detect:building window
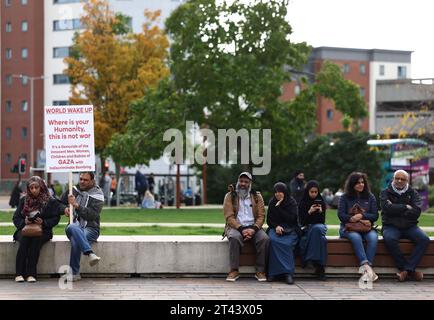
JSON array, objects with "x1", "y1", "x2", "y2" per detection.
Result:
[
  {"x1": 21, "y1": 0, "x2": 27, "y2": 4},
  {"x1": 53, "y1": 74, "x2": 70, "y2": 84},
  {"x1": 379, "y1": 65, "x2": 385, "y2": 76},
  {"x1": 21, "y1": 48, "x2": 28, "y2": 59},
  {"x1": 359, "y1": 87, "x2": 365, "y2": 97},
  {"x1": 327, "y1": 109, "x2": 333, "y2": 120},
  {"x1": 6, "y1": 128, "x2": 12, "y2": 140},
  {"x1": 6, "y1": 100, "x2": 12, "y2": 112},
  {"x1": 359, "y1": 63, "x2": 366, "y2": 75},
  {"x1": 398, "y1": 66, "x2": 407, "y2": 79},
  {"x1": 6, "y1": 74, "x2": 12, "y2": 85},
  {"x1": 53, "y1": 100, "x2": 70, "y2": 106},
  {"x1": 6, "y1": 22, "x2": 12, "y2": 32},
  {"x1": 21, "y1": 100, "x2": 28, "y2": 112},
  {"x1": 5, "y1": 0, "x2": 12, "y2": 7},
  {"x1": 21, "y1": 20, "x2": 28, "y2": 32},
  {"x1": 21, "y1": 76, "x2": 28, "y2": 85},
  {"x1": 53, "y1": 19, "x2": 82, "y2": 31},
  {"x1": 343, "y1": 64, "x2": 350, "y2": 73},
  {"x1": 53, "y1": 47, "x2": 70, "y2": 58},
  {"x1": 6, "y1": 153, "x2": 12, "y2": 164},
  {"x1": 5, "y1": 48, "x2": 12, "y2": 60},
  {"x1": 21, "y1": 127, "x2": 27, "y2": 139}
]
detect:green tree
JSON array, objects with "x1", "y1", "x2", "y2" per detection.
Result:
[
  {"x1": 165, "y1": 0, "x2": 314, "y2": 149},
  {"x1": 295, "y1": 132, "x2": 386, "y2": 198}
]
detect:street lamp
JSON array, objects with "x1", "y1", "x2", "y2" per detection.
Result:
[{"x1": 12, "y1": 74, "x2": 45, "y2": 173}]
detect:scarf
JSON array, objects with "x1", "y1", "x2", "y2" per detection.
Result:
[
  {"x1": 22, "y1": 176, "x2": 50, "y2": 216},
  {"x1": 391, "y1": 182, "x2": 409, "y2": 195},
  {"x1": 72, "y1": 184, "x2": 104, "y2": 228}
]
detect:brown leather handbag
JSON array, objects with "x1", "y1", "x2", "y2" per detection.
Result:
[
  {"x1": 21, "y1": 223, "x2": 43, "y2": 237},
  {"x1": 345, "y1": 203, "x2": 372, "y2": 233},
  {"x1": 345, "y1": 221, "x2": 372, "y2": 233}
]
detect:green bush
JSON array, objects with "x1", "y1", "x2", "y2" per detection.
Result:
[
  {"x1": 429, "y1": 185, "x2": 434, "y2": 207},
  {"x1": 53, "y1": 184, "x2": 64, "y2": 197}
]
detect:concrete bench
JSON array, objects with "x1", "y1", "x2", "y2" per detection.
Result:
[{"x1": 0, "y1": 236, "x2": 433, "y2": 277}]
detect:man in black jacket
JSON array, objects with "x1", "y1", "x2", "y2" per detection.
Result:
[
  {"x1": 60, "y1": 172, "x2": 104, "y2": 281},
  {"x1": 288, "y1": 170, "x2": 305, "y2": 205},
  {"x1": 380, "y1": 169, "x2": 430, "y2": 282}
]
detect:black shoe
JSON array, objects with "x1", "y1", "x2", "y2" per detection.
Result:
[
  {"x1": 315, "y1": 265, "x2": 326, "y2": 281},
  {"x1": 267, "y1": 275, "x2": 276, "y2": 282},
  {"x1": 285, "y1": 274, "x2": 294, "y2": 285}
]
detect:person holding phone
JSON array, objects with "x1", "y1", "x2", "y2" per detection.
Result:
[
  {"x1": 12, "y1": 176, "x2": 63, "y2": 283},
  {"x1": 298, "y1": 180, "x2": 328, "y2": 280}
]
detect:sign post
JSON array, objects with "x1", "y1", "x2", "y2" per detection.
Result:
[{"x1": 44, "y1": 105, "x2": 95, "y2": 224}]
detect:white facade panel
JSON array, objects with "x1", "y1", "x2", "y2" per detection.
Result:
[{"x1": 369, "y1": 61, "x2": 412, "y2": 133}]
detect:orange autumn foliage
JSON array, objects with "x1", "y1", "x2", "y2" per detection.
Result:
[{"x1": 65, "y1": 0, "x2": 169, "y2": 153}]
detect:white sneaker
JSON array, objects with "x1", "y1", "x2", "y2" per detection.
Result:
[
  {"x1": 15, "y1": 276, "x2": 25, "y2": 282},
  {"x1": 88, "y1": 253, "x2": 101, "y2": 267},
  {"x1": 362, "y1": 264, "x2": 378, "y2": 282},
  {"x1": 26, "y1": 276, "x2": 37, "y2": 283}
]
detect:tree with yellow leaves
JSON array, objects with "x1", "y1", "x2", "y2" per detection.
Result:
[{"x1": 65, "y1": 0, "x2": 169, "y2": 172}]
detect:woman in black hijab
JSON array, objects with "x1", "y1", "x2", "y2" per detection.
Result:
[
  {"x1": 298, "y1": 180, "x2": 328, "y2": 280},
  {"x1": 266, "y1": 182, "x2": 299, "y2": 284}
]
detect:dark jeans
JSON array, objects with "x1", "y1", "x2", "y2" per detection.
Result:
[
  {"x1": 382, "y1": 225, "x2": 430, "y2": 272},
  {"x1": 15, "y1": 231, "x2": 51, "y2": 278}
]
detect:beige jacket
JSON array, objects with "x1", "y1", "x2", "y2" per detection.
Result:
[{"x1": 223, "y1": 189, "x2": 265, "y2": 236}]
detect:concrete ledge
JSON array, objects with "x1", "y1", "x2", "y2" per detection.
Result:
[{"x1": 1, "y1": 236, "x2": 433, "y2": 276}]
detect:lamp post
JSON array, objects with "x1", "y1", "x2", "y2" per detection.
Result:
[{"x1": 12, "y1": 74, "x2": 45, "y2": 174}]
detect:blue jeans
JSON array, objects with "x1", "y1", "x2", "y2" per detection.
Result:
[
  {"x1": 382, "y1": 225, "x2": 430, "y2": 272},
  {"x1": 340, "y1": 227, "x2": 378, "y2": 266},
  {"x1": 65, "y1": 224, "x2": 99, "y2": 275}
]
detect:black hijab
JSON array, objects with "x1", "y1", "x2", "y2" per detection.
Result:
[
  {"x1": 298, "y1": 180, "x2": 326, "y2": 226},
  {"x1": 267, "y1": 182, "x2": 298, "y2": 228}
]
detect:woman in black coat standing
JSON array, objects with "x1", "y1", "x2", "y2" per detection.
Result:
[{"x1": 13, "y1": 176, "x2": 63, "y2": 282}]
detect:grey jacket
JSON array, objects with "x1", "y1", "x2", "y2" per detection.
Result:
[{"x1": 60, "y1": 185, "x2": 104, "y2": 231}]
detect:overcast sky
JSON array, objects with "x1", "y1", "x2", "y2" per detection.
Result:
[{"x1": 286, "y1": 0, "x2": 433, "y2": 79}]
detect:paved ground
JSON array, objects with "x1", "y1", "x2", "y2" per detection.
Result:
[{"x1": 0, "y1": 277, "x2": 433, "y2": 300}]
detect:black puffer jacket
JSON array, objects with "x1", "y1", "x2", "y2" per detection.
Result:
[
  {"x1": 12, "y1": 196, "x2": 62, "y2": 240},
  {"x1": 380, "y1": 184, "x2": 422, "y2": 229}
]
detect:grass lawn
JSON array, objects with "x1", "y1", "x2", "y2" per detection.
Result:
[
  {"x1": 1, "y1": 208, "x2": 433, "y2": 236},
  {"x1": 0, "y1": 226, "x2": 433, "y2": 237},
  {"x1": 0, "y1": 225, "x2": 224, "y2": 236},
  {"x1": 2, "y1": 208, "x2": 434, "y2": 225}
]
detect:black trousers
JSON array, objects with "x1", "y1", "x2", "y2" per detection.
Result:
[{"x1": 15, "y1": 231, "x2": 51, "y2": 278}]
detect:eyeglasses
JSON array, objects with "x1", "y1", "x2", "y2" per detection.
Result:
[{"x1": 394, "y1": 177, "x2": 408, "y2": 182}]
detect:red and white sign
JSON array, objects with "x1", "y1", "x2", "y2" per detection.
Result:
[{"x1": 44, "y1": 105, "x2": 95, "y2": 173}]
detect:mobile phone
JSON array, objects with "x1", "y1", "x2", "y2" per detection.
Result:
[{"x1": 314, "y1": 199, "x2": 323, "y2": 205}]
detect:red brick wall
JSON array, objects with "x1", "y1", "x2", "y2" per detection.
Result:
[{"x1": 1, "y1": 1, "x2": 44, "y2": 180}]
